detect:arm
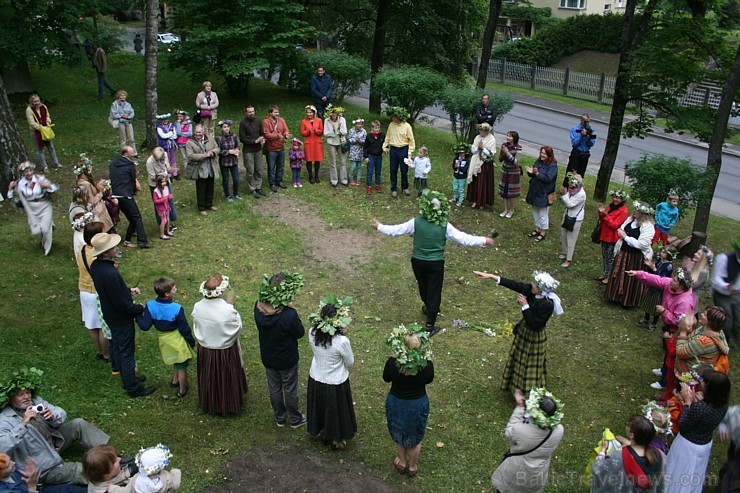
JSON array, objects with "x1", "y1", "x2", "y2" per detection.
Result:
[
  {"x1": 340, "y1": 337, "x2": 354, "y2": 369},
  {"x1": 560, "y1": 190, "x2": 586, "y2": 208},
  {"x1": 406, "y1": 125, "x2": 416, "y2": 156},
  {"x1": 185, "y1": 141, "x2": 207, "y2": 162},
  {"x1": 300, "y1": 120, "x2": 311, "y2": 138},
  {"x1": 570, "y1": 126, "x2": 583, "y2": 147},
  {"x1": 110, "y1": 102, "x2": 121, "y2": 120},
  {"x1": 262, "y1": 120, "x2": 280, "y2": 140},
  {"x1": 601, "y1": 206, "x2": 628, "y2": 230},
  {"x1": 522, "y1": 298, "x2": 554, "y2": 331},
  {"x1": 375, "y1": 218, "x2": 415, "y2": 237},
  {"x1": 710, "y1": 254, "x2": 732, "y2": 295},
  {"x1": 26, "y1": 107, "x2": 40, "y2": 130},
  {"x1": 291, "y1": 310, "x2": 305, "y2": 340},
  {"x1": 503, "y1": 404, "x2": 526, "y2": 441},
  {"x1": 136, "y1": 304, "x2": 153, "y2": 331},
  {"x1": 309, "y1": 75, "x2": 320, "y2": 99},
  {"x1": 498, "y1": 277, "x2": 533, "y2": 295},
  {"x1": 623, "y1": 223, "x2": 654, "y2": 252},
  {"x1": 326, "y1": 75, "x2": 334, "y2": 100},
  {"x1": 445, "y1": 223, "x2": 489, "y2": 247},
  {"x1": 675, "y1": 334, "x2": 710, "y2": 361},
  {"x1": 176, "y1": 307, "x2": 196, "y2": 346},
  {"x1": 634, "y1": 271, "x2": 671, "y2": 290},
  {"x1": 535, "y1": 163, "x2": 557, "y2": 184},
  {"x1": 152, "y1": 191, "x2": 167, "y2": 206},
  {"x1": 383, "y1": 358, "x2": 396, "y2": 382},
  {"x1": 662, "y1": 296, "x2": 695, "y2": 327},
  {"x1": 210, "y1": 92, "x2": 219, "y2": 110}
]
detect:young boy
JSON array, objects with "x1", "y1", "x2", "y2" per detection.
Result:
[
  {"x1": 82, "y1": 445, "x2": 134, "y2": 493},
  {"x1": 136, "y1": 277, "x2": 195, "y2": 398},
  {"x1": 653, "y1": 191, "x2": 680, "y2": 245},
  {"x1": 451, "y1": 145, "x2": 469, "y2": 207},
  {"x1": 363, "y1": 120, "x2": 385, "y2": 195}
]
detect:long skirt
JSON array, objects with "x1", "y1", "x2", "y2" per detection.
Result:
[
  {"x1": 467, "y1": 161, "x2": 495, "y2": 208},
  {"x1": 197, "y1": 344, "x2": 248, "y2": 416},
  {"x1": 605, "y1": 250, "x2": 646, "y2": 308},
  {"x1": 640, "y1": 289, "x2": 664, "y2": 319},
  {"x1": 23, "y1": 198, "x2": 54, "y2": 255},
  {"x1": 385, "y1": 393, "x2": 429, "y2": 448},
  {"x1": 500, "y1": 322, "x2": 547, "y2": 392},
  {"x1": 307, "y1": 376, "x2": 357, "y2": 442},
  {"x1": 665, "y1": 433, "x2": 712, "y2": 493},
  {"x1": 498, "y1": 164, "x2": 522, "y2": 198}
]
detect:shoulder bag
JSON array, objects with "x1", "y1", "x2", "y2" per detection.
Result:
[
  {"x1": 561, "y1": 203, "x2": 585, "y2": 231},
  {"x1": 501, "y1": 428, "x2": 553, "y2": 462},
  {"x1": 31, "y1": 109, "x2": 56, "y2": 141},
  {"x1": 591, "y1": 220, "x2": 603, "y2": 244}
]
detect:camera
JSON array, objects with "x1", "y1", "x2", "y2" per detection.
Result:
[
  {"x1": 32, "y1": 404, "x2": 45, "y2": 413},
  {"x1": 583, "y1": 122, "x2": 596, "y2": 139}
]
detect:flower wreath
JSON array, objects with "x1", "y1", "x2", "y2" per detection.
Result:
[
  {"x1": 199, "y1": 276, "x2": 230, "y2": 299},
  {"x1": 700, "y1": 245, "x2": 713, "y2": 265},
  {"x1": 326, "y1": 104, "x2": 345, "y2": 116},
  {"x1": 608, "y1": 188, "x2": 630, "y2": 199},
  {"x1": 452, "y1": 142, "x2": 469, "y2": 155},
  {"x1": 565, "y1": 171, "x2": 583, "y2": 186},
  {"x1": 0, "y1": 367, "x2": 43, "y2": 409},
  {"x1": 72, "y1": 211, "x2": 94, "y2": 231},
  {"x1": 308, "y1": 295, "x2": 353, "y2": 335},
  {"x1": 675, "y1": 267, "x2": 693, "y2": 288},
  {"x1": 384, "y1": 106, "x2": 410, "y2": 122},
  {"x1": 418, "y1": 189, "x2": 450, "y2": 227},
  {"x1": 135, "y1": 443, "x2": 172, "y2": 476},
  {"x1": 258, "y1": 273, "x2": 304, "y2": 308},
  {"x1": 73, "y1": 153, "x2": 93, "y2": 176},
  {"x1": 386, "y1": 323, "x2": 432, "y2": 376},
  {"x1": 156, "y1": 113, "x2": 172, "y2": 120},
  {"x1": 642, "y1": 400, "x2": 673, "y2": 435},
  {"x1": 532, "y1": 270, "x2": 559, "y2": 292},
  {"x1": 524, "y1": 387, "x2": 564, "y2": 429},
  {"x1": 103, "y1": 179, "x2": 112, "y2": 192},
  {"x1": 633, "y1": 200, "x2": 654, "y2": 215}
]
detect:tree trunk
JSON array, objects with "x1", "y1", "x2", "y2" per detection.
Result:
[
  {"x1": 0, "y1": 73, "x2": 28, "y2": 189},
  {"x1": 368, "y1": 0, "x2": 389, "y2": 113},
  {"x1": 689, "y1": 43, "x2": 740, "y2": 250},
  {"x1": 594, "y1": 0, "x2": 658, "y2": 200},
  {"x1": 476, "y1": 0, "x2": 503, "y2": 90},
  {"x1": 144, "y1": 0, "x2": 159, "y2": 151}
]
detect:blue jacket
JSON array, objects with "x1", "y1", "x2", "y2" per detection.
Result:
[
  {"x1": 137, "y1": 298, "x2": 195, "y2": 346},
  {"x1": 525, "y1": 160, "x2": 558, "y2": 207},
  {"x1": 654, "y1": 201, "x2": 679, "y2": 234},
  {"x1": 570, "y1": 124, "x2": 596, "y2": 152},
  {"x1": 310, "y1": 73, "x2": 334, "y2": 103}
]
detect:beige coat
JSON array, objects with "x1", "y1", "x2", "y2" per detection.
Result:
[
  {"x1": 491, "y1": 405, "x2": 564, "y2": 493},
  {"x1": 195, "y1": 90, "x2": 219, "y2": 120},
  {"x1": 184, "y1": 136, "x2": 220, "y2": 180}
]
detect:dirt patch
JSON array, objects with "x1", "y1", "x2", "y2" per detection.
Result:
[
  {"x1": 199, "y1": 442, "x2": 411, "y2": 493},
  {"x1": 254, "y1": 195, "x2": 381, "y2": 274}
]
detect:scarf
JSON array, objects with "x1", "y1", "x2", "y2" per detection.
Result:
[
  {"x1": 622, "y1": 446, "x2": 662, "y2": 489},
  {"x1": 608, "y1": 202, "x2": 624, "y2": 213},
  {"x1": 536, "y1": 291, "x2": 564, "y2": 316},
  {"x1": 31, "y1": 104, "x2": 49, "y2": 148}
]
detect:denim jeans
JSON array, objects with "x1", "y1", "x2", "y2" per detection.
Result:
[
  {"x1": 366, "y1": 154, "x2": 382, "y2": 186},
  {"x1": 291, "y1": 167, "x2": 301, "y2": 184},
  {"x1": 30, "y1": 131, "x2": 59, "y2": 167},
  {"x1": 266, "y1": 150, "x2": 285, "y2": 186},
  {"x1": 389, "y1": 146, "x2": 409, "y2": 192},
  {"x1": 349, "y1": 160, "x2": 363, "y2": 181},
  {"x1": 220, "y1": 165, "x2": 239, "y2": 197},
  {"x1": 97, "y1": 71, "x2": 116, "y2": 98},
  {"x1": 265, "y1": 363, "x2": 303, "y2": 425}
]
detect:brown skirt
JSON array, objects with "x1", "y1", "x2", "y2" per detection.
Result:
[
  {"x1": 467, "y1": 161, "x2": 495, "y2": 207},
  {"x1": 605, "y1": 250, "x2": 647, "y2": 308},
  {"x1": 197, "y1": 344, "x2": 248, "y2": 416}
]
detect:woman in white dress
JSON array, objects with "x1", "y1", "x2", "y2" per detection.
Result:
[{"x1": 7, "y1": 161, "x2": 58, "y2": 256}]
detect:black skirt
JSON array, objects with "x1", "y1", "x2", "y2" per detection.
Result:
[
  {"x1": 307, "y1": 376, "x2": 357, "y2": 442},
  {"x1": 197, "y1": 344, "x2": 248, "y2": 416}
]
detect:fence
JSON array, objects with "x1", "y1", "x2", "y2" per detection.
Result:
[{"x1": 488, "y1": 58, "x2": 740, "y2": 128}]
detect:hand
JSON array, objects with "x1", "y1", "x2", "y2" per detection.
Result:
[
  {"x1": 643, "y1": 259, "x2": 656, "y2": 270},
  {"x1": 655, "y1": 305, "x2": 665, "y2": 314},
  {"x1": 597, "y1": 204, "x2": 605, "y2": 213},
  {"x1": 8, "y1": 180, "x2": 17, "y2": 190},
  {"x1": 473, "y1": 271, "x2": 498, "y2": 282},
  {"x1": 517, "y1": 294, "x2": 528, "y2": 305},
  {"x1": 130, "y1": 287, "x2": 141, "y2": 297},
  {"x1": 625, "y1": 270, "x2": 638, "y2": 277},
  {"x1": 364, "y1": 158, "x2": 369, "y2": 163},
  {"x1": 525, "y1": 166, "x2": 533, "y2": 174},
  {"x1": 285, "y1": 133, "x2": 292, "y2": 139},
  {"x1": 617, "y1": 229, "x2": 627, "y2": 238},
  {"x1": 134, "y1": 180, "x2": 141, "y2": 192},
  {"x1": 226, "y1": 292, "x2": 235, "y2": 304},
  {"x1": 21, "y1": 458, "x2": 40, "y2": 491},
  {"x1": 679, "y1": 382, "x2": 695, "y2": 405},
  {"x1": 112, "y1": 198, "x2": 118, "y2": 205},
  {"x1": 40, "y1": 408, "x2": 54, "y2": 421},
  {"x1": 514, "y1": 388, "x2": 525, "y2": 407},
  {"x1": 383, "y1": 149, "x2": 389, "y2": 155},
  {"x1": 370, "y1": 219, "x2": 381, "y2": 230},
  {"x1": 559, "y1": 186, "x2": 567, "y2": 195},
  {"x1": 21, "y1": 407, "x2": 37, "y2": 426},
  {"x1": 485, "y1": 237, "x2": 495, "y2": 246},
  {"x1": 321, "y1": 96, "x2": 327, "y2": 102}
]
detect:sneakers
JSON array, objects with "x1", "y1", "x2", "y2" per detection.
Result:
[
  {"x1": 251, "y1": 191, "x2": 261, "y2": 199},
  {"x1": 449, "y1": 198, "x2": 456, "y2": 204},
  {"x1": 234, "y1": 195, "x2": 243, "y2": 200},
  {"x1": 456, "y1": 201, "x2": 462, "y2": 207},
  {"x1": 499, "y1": 211, "x2": 507, "y2": 217},
  {"x1": 290, "y1": 414, "x2": 307, "y2": 429},
  {"x1": 278, "y1": 183, "x2": 288, "y2": 189},
  {"x1": 375, "y1": 185, "x2": 382, "y2": 192},
  {"x1": 349, "y1": 180, "x2": 356, "y2": 185},
  {"x1": 646, "y1": 324, "x2": 657, "y2": 332},
  {"x1": 650, "y1": 382, "x2": 666, "y2": 390},
  {"x1": 297, "y1": 182, "x2": 303, "y2": 188},
  {"x1": 391, "y1": 191, "x2": 398, "y2": 198},
  {"x1": 256, "y1": 189, "x2": 268, "y2": 196},
  {"x1": 367, "y1": 186, "x2": 372, "y2": 195},
  {"x1": 271, "y1": 185, "x2": 278, "y2": 193},
  {"x1": 652, "y1": 368, "x2": 663, "y2": 377},
  {"x1": 293, "y1": 183, "x2": 298, "y2": 188},
  {"x1": 226, "y1": 196, "x2": 234, "y2": 202},
  {"x1": 636, "y1": 318, "x2": 648, "y2": 327},
  {"x1": 276, "y1": 419, "x2": 285, "y2": 428},
  {"x1": 402, "y1": 189, "x2": 410, "y2": 196}
]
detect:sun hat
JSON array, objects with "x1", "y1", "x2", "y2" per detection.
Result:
[
  {"x1": 90, "y1": 233, "x2": 122, "y2": 257},
  {"x1": 135, "y1": 444, "x2": 172, "y2": 476}
]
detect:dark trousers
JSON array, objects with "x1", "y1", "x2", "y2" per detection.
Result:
[
  {"x1": 266, "y1": 150, "x2": 285, "y2": 186},
  {"x1": 265, "y1": 363, "x2": 302, "y2": 425},
  {"x1": 109, "y1": 323, "x2": 140, "y2": 394},
  {"x1": 117, "y1": 196, "x2": 148, "y2": 244},
  {"x1": 196, "y1": 176, "x2": 214, "y2": 211},
  {"x1": 366, "y1": 154, "x2": 382, "y2": 186},
  {"x1": 411, "y1": 257, "x2": 445, "y2": 326},
  {"x1": 564, "y1": 147, "x2": 590, "y2": 185},
  {"x1": 220, "y1": 165, "x2": 239, "y2": 197},
  {"x1": 97, "y1": 71, "x2": 115, "y2": 98},
  {"x1": 389, "y1": 146, "x2": 409, "y2": 192}
]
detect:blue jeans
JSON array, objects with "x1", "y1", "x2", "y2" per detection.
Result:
[
  {"x1": 266, "y1": 150, "x2": 285, "y2": 186},
  {"x1": 389, "y1": 146, "x2": 409, "y2": 192},
  {"x1": 97, "y1": 71, "x2": 116, "y2": 98},
  {"x1": 366, "y1": 154, "x2": 382, "y2": 186},
  {"x1": 452, "y1": 177, "x2": 466, "y2": 202},
  {"x1": 291, "y1": 167, "x2": 301, "y2": 184},
  {"x1": 265, "y1": 363, "x2": 303, "y2": 425},
  {"x1": 220, "y1": 165, "x2": 239, "y2": 197},
  {"x1": 349, "y1": 160, "x2": 363, "y2": 181}
]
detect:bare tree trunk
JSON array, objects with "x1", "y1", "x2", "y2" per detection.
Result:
[
  {"x1": 476, "y1": 0, "x2": 502, "y2": 90},
  {"x1": 594, "y1": 0, "x2": 658, "y2": 200},
  {"x1": 689, "y1": 43, "x2": 740, "y2": 250},
  {"x1": 368, "y1": 0, "x2": 389, "y2": 113},
  {"x1": 144, "y1": 0, "x2": 159, "y2": 151},
  {"x1": 0, "y1": 73, "x2": 28, "y2": 189}
]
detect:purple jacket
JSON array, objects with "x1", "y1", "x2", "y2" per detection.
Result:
[{"x1": 635, "y1": 271, "x2": 695, "y2": 330}]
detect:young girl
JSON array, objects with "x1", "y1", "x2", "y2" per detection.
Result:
[
  {"x1": 498, "y1": 130, "x2": 522, "y2": 218},
  {"x1": 153, "y1": 176, "x2": 174, "y2": 240},
  {"x1": 450, "y1": 144, "x2": 469, "y2": 207},
  {"x1": 409, "y1": 146, "x2": 431, "y2": 197},
  {"x1": 653, "y1": 191, "x2": 679, "y2": 245},
  {"x1": 174, "y1": 110, "x2": 192, "y2": 176},
  {"x1": 156, "y1": 114, "x2": 178, "y2": 179},
  {"x1": 134, "y1": 444, "x2": 181, "y2": 493},
  {"x1": 347, "y1": 118, "x2": 366, "y2": 185},
  {"x1": 638, "y1": 246, "x2": 676, "y2": 331},
  {"x1": 289, "y1": 138, "x2": 305, "y2": 188},
  {"x1": 363, "y1": 120, "x2": 384, "y2": 194}
]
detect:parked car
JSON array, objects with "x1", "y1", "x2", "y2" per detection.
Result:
[{"x1": 157, "y1": 33, "x2": 180, "y2": 44}]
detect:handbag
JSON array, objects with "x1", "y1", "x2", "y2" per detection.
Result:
[
  {"x1": 591, "y1": 220, "x2": 603, "y2": 244},
  {"x1": 39, "y1": 124, "x2": 55, "y2": 141},
  {"x1": 561, "y1": 203, "x2": 585, "y2": 232},
  {"x1": 547, "y1": 192, "x2": 557, "y2": 205},
  {"x1": 200, "y1": 109, "x2": 211, "y2": 118},
  {"x1": 108, "y1": 116, "x2": 119, "y2": 129},
  {"x1": 340, "y1": 137, "x2": 349, "y2": 154}
]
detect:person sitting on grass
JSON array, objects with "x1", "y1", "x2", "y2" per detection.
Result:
[
  {"x1": 0, "y1": 451, "x2": 86, "y2": 493},
  {"x1": 82, "y1": 445, "x2": 138, "y2": 493}
]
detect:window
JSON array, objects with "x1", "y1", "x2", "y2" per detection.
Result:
[
  {"x1": 560, "y1": 0, "x2": 586, "y2": 9},
  {"x1": 604, "y1": 3, "x2": 611, "y2": 10}
]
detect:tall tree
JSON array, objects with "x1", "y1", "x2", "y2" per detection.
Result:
[
  {"x1": 144, "y1": 0, "x2": 158, "y2": 150},
  {"x1": 369, "y1": 0, "x2": 390, "y2": 113},
  {"x1": 476, "y1": 0, "x2": 503, "y2": 90},
  {"x1": 0, "y1": 74, "x2": 28, "y2": 187}
]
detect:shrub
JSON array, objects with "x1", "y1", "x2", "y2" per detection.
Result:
[
  {"x1": 76, "y1": 15, "x2": 127, "y2": 53},
  {"x1": 285, "y1": 50, "x2": 370, "y2": 104},
  {"x1": 440, "y1": 84, "x2": 513, "y2": 141},
  {"x1": 624, "y1": 154, "x2": 714, "y2": 218},
  {"x1": 372, "y1": 67, "x2": 448, "y2": 124}
]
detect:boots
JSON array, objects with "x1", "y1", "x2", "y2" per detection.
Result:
[
  {"x1": 314, "y1": 163, "x2": 320, "y2": 183},
  {"x1": 307, "y1": 163, "x2": 314, "y2": 184}
]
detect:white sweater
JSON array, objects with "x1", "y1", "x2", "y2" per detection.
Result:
[{"x1": 308, "y1": 330, "x2": 354, "y2": 385}]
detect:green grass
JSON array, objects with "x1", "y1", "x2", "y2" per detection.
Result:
[
  {"x1": 552, "y1": 51, "x2": 620, "y2": 77},
  {"x1": 2, "y1": 52, "x2": 739, "y2": 492}
]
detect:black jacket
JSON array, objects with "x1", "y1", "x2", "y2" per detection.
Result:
[
  {"x1": 109, "y1": 156, "x2": 137, "y2": 197},
  {"x1": 363, "y1": 131, "x2": 385, "y2": 158},
  {"x1": 238, "y1": 117, "x2": 264, "y2": 153},
  {"x1": 254, "y1": 303, "x2": 305, "y2": 370},
  {"x1": 89, "y1": 258, "x2": 144, "y2": 327},
  {"x1": 476, "y1": 103, "x2": 497, "y2": 126},
  {"x1": 499, "y1": 277, "x2": 554, "y2": 331}
]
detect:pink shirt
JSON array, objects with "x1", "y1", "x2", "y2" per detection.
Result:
[{"x1": 635, "y1": 271, "x2": 695, "y2": 330}]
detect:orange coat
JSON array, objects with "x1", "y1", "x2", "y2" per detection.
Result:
[{"x1": 301, "y1": 118, "x2": 324, "y2": 162}]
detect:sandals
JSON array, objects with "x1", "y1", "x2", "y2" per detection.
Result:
[
  {"x1": 160, "y1": 236, "x2": 170, "y2": 241},
  {"x1": 534, "y1": 233, "x2": 546, "y2": 242},
  {"x1": 527, "y1": 231, "x2": 539, "y2": 238},
  {"x1": 407, "y1": 466, "x2": 419, "y2": 477},
  {"x1": 393, "y1": 457, "x2": 407, "y2": 475}
]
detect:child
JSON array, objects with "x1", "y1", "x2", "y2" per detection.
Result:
[
  {"x1": 347, "y1": 118, "x2": 366, "y2": 185},
  {"x1": 408, "y1": 146, "x2": 431, "y2": 197},
  {"x1": 134, "y1": 444, "x2": 181, "y2": 493},
  {"x1": 156, "y1": 114, "x2": 178, "y2": 179},
  {"x1": 100, "y1": 179, "x2": 120, "y2": 233},
  {"x1": 174, "y1": 110, "x2": 192, "y2": 177},
  {"x1": 653, "y1": 191, "x2": 680, "y2": 245},
  {"x1": 152, "y1": 176, "x2": 174, "y2": 241},
  {"x1": 136, "y1": 277, "x2": 195, "y2": 398},
  {"x1": 289, "y1": 138, "x2": 305, "y2": 188},
  {"x1": 82, "y1": 445, "x2": 134, "y2": 493},
  {"x1": 363, "y1": 120, "x2": 384, "y2": 195},
  {"x1": 450, "y1": 144, "x2": 469, "y2": 207},
  {"x1": 637, "y1": 246, "x2": 675, "y2": 331}
]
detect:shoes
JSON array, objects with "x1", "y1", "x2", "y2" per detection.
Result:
[
  {"x1": 391, "y1": 191, "x2": 398, "y2": 198},
  {"x1": 256, "y1": 189, "x2": 267, "y2": 196},
  {"x1": 499, "y1": 211, "x2": 507, "y2": 217},
  {"x1": 276, "y1": 419, "x2": 285, "y2": 428},
  {"x1": 293, "y1": 183, "x2": 298, "y2": 188},
  {"x1": 406, "y1": 466, "x2": 419, "y2": 478},
  {"x1": 560, "y1": 261, "x2": 571, "y2": 268},
  {"x1": 315, "y1": 176, "x2": 320, "y2": 183},
  {"x1": 173, "y1": 174, "x2": 181, "y2": 181},
  {"x1": 170, "y1": 226, "x2": 178, "y2": 232},
  {"x1": 331, "y1": 183, "x2": 338, "y2": 188},
  {"x1": 505, "y1": 211, "x2": 514, "y2": 218},
  {"x1": 558, "y1": 254, "x2": 567, "y2": 260},
  {"x1": 650, "y1": 382, "x2": 666, "y2": 390},
  {"x1": 636, "y1": 318, "x2": 648, "y2": 327},
  {"x1": 170, "y1": 381, "x2": 180, "y2": 388},
  {"x1": 308, "y1": 177, "x2": 315, "y2": 184},
  {"x1": 402, "y1": 189, "x2": 410, "y2": 196},
  {"x1": 290, "y1": 414, "x2": 308, "y2": 429},
  {"x1": 226, "y1": 196, "x2": 234, "y2": 202},
  {"x1": 426, "y1": 325, "x2": 442, "y2": 337},
  {"x1": 271, "y1": 185, "x2": 278, "y2": 193},
  {"x1": 128, "y1": 386, "x2": 156, "y2": 398},
  {"x1": 534, "y1": 233, "x2": 546, "y2": 242},
  {"x1": 176, "y1": 382, "x2": 189, "y2": 398},
  {"x1": 367, "y1": 186, "x2": 372, "y2": 195},
  {"x1": 355, "y1": 181, "x2": 362, "y2": 186},
  {"x1": 331, "y1": 440, "x2": 346, "y2": 450},
  {"x1": 278, "y1": 183, "x2": 288, "y2": 189},
  {"x1": 297, "y1": 182, "x2": 303, "y2": 188},
  {"x1": 134, "y1": 375, "x2": 147, "y2": 385},
  {"x1": 209, "y1": 206, "x2": 218, "y2": 211},
  {"x1": 138, "y1": 242, "x2": 154, "y2": 249},
  {"x1": 235, "y1": 195, "x2": 243, "y2": 200},
  {"x1": 456, "y1": 201, "x2": 462, "y2": 207},
  {"x1": 450, "y1": 198, "x2": 457, "y2": 204},
  {"x1": 52, "y1": 163, "x2": 62, "y2": 169},
  {"x1": 251, "y1": 191, "x2": 261, "y2": 199},
  {"x1": 646, "y1": 324, "x2": 657, "y2": 332},
  {"x1": 123, "y1": 241, "x2": 137, "y2": 248},
  {"x1": 595, "y1": 275, "x2": 607, "y2": 281},
  {"x1": 199, "y1": 211, "x2": 208, "y2": 216},
  {"x1": 341, "y1": 181, "x2": 349, "y2": 187},
  {"x1": 393, "y1": 457, "x2": 407, "y2": 475},
  {"x1": 527, "y1": 230, "x2": 540, "y2": 238},
  {"x1": 652, "y1": 368, "x2": 663, "y2": 377},
  {"x1": 349, "y1": 180, "x2": 356, "y2": 185},
  {"x1": 375, "y1": 185, "x2": 382, "y2": 192},
  {"x1": 160, "y1": 236, "x2": 170, "y2": 240}
]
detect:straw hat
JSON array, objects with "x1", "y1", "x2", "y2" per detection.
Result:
[{"x1": 90, "y1": 233, "x2": 121, "y2": 257}]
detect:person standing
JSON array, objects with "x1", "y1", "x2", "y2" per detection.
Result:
[
  {"x1": 475, "y1": 93, "x2": 497, "y2": 127},
  {"x1": 557, "y1": 173, "x2": 586, "y2": 268},
  {"x1": 185, "y1": 125, "x2": 220, "y2": 216},
  {"x1": 466, "y1": 123, "x2": 497, "y2": 210},
  {"x1": 109, "y1": 91, "x2": 136, "y2": 152},
  {"x1": 133, "y1": 34, "x2": 143, "y2": 55},
  {"x1": 215, "y1": 120, "x2": 241, "y2": 201},
  {"x1": 711, "y1": 237, "x2": 740, "y2": 345},
  {"x1": 372, "y1": 190, "x2": 495, "y2": 335},
  {"x1": 524, "y1": 146, "x2": 558, "y2": 243},
  {"x1": 310, "y1": 66, "x2": 334, "y2": 120},
  {"x1": 6, "y1": 162, "x2": 58, "y2": 256},
  {"x1": 382, "y1": 107, "x2": 415, "y2": 198},
  {"x1": 563, "y1": 113, "x2": 596, "y2": 186},
  {"x1": 262, "y1": 105, "x2": 292, "y2": 193},
  {"x1": 195, "y1": 81, "x2": 219, "y2": 140},
  {"x1": 109, "y1": 146, "x2": 152, "y2": 249},
  {"x1": 92, "y1": 43, "x2": 116, "y2": 100},
  {"x1": 323, "y1": 106, "x2": 348, "y2": 188},
  {"x1": 155, "y1": 113, "x2": 178, "y2": 178},
  {"x1": 89, "y1": 233, "x2": 156, "y2": 398},
  {"x1": 300, "y1": 105, "x2": 324, "y2": 184},
  {"x1": 25, "y1": 94, "x2": 60, "y2": 171},
  {"x1": 238, "y1": 105, "x2": 267, "y2": 198}
]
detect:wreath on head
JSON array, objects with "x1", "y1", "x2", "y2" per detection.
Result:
[
  {"x1": 72, "y1": 211, "x2": 94, "y2": 231},
  {"x1": 608, "y1": 188, "x2": 630, "y2": 199},
  {"x1": 386, "y1": 323, "x2": 432, "y2": 376},
  {"x1": 633, "y1": 200, "x2": 654, "y2": 215},
  {"x1": 418, "y1": 189, "x2": 450, "y2": 227},
  {"x1": 642, "y1": 400, "x2": 673, "y2": 435},
  {"x1": 452, "y1": 142, "x2": 469, "y2": 154},
  {"x1": 0, "y1": 367, "x2": 44, "y2": 409},
  {"x1": 73, "y1": 153, "x2": 93, "y2": 176},
  {"x1": 135, "y1": 443, "x2": 172, "y2": 476},
  {"x1": 384, "y1": 106, "x2": 410, "y2": 122},
  {"x1": 258, "y1": 273, "x2": 304, "y2": 308},
  {"x1": 199, "y1": 276, "x2": 230, "y2": 299},
  {"x1": 524, "y1": 387, "x2": 564, "y2": 429},
  {"x1": 308, "y1": 295, "x2": 353, "y2": 335}
]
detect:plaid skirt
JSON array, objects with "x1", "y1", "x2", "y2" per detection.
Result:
[
  {"x1": 640, "y1": 288, "x2": 664, "y2": 318},
  {"x1": 500, "y1": 322, "x2": 547, "y2": 392},
  {"x1": 498, "y1": 164, "x2": 522, "y2": 198},
  {"x1": 197, "y1": 344, "x2": 248, "y2": 416},
  {"x1": 605, "y1": 250, "x2": 646, "y2": 308}
]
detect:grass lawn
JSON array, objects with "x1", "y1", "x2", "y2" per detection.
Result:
[{"x1": 2, "y1": 53, "x2": 739, "y2": 492}]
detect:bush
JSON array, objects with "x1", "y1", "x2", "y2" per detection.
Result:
[
  {"x1": 285, "y1": 50, "x2": 370, "y2": 104},
  {"x1": 372, "y1": 67, "x2": 448, "y2": 124},
  {"x1": 76, "y1": 15, "x2": 127, "y2": 53},
  {"x1": 440, "y1": 84, "x2": 513, "y2": 142},
  {"x1": 624, "y1": 154, "x2": 714, "y2": 218}
]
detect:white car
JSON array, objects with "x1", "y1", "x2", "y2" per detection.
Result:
[{"x1": 157, "y1": 33, "x2": 180, "y2": 44}]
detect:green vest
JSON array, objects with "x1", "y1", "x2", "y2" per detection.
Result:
[{"x1": 412, "y1": 217, "x2": 447, "y2": 261}]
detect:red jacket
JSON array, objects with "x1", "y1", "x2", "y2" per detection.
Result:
[
  {"x1": 599, "y1": 203, "x2": 628, "y2": 243},
  {"x1": 262, "y1": 116, "x2": 290, "y2": 152}
]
